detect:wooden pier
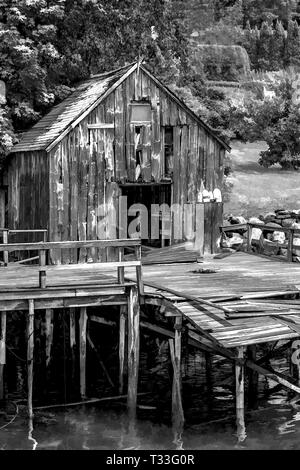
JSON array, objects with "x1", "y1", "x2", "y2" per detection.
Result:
[{"x1": 1, "y1": 241, "x2": 300, "y2": 442}]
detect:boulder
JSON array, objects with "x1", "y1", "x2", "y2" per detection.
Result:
[{"x1": 282, "y1": 218, "x2": 295, "y2": 228}]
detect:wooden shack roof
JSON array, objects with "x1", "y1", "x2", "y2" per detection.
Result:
[{"x1": 10, "y1": 62, "x2": 230, "y2": 154}]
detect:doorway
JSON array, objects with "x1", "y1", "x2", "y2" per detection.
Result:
[{"x1": 120, "y1": 183, "x2": 172, "y2": 247}]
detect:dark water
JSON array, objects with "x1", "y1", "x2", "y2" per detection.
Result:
[{"x1": 2, "y1": 351, "x2": 300, "y2": 450}]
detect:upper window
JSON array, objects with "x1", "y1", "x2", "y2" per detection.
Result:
[{"x1": 130, "y1": 102, "x2": 151, "y2": 124}]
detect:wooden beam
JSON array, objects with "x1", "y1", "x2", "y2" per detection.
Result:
[
  {"x1": 143, "y1": 280, "x2": 234, "y2": 316},
  {"x1": 27, "y1": 299, "x2": 34, "y2": 418},
  {"x1": 235, "y1": 346, "x2": 246, "y2": 443},
  {"x1": 86, "y1": 332, "x2": 114, "y2": 388},
  {"x1": 79, "y1": 307, "x2": 87, "y2": 399},
  {"x1": 0, "y1": 311, "x2": 6, "y2": 400},
  {"x1": 0, "y1": 238, "x2": 141, "y2": 252},
  {"x1": 127, "y1": 286, "x2": 140, "y2": 419},
  {"x1": 246, "y1": 360, "x2": 300, "y2": 395},
  {"x1": 90, "y1": 315, "x2": 116, "y2": 326},
  {"x1": 87, "y1": 123, "x2": 114, "y2": 129}
]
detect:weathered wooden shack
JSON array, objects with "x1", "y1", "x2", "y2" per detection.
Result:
[{"x1": 6, "y1": 62, "x2": 230, "y2": 262}]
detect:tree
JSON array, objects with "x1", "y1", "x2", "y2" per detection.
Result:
[
  {"x1": 257, "y1": 21, "x2": 273, "y2": 70},
  {"x1": 285, "y1": 19, "x2": 300, "y2": 66},
  {"x1": 0, "y1": 0, "x2": 199, "y2": 166},
  {"x1": 271, "y1": 20, "x2": 286, "y2": 69}
]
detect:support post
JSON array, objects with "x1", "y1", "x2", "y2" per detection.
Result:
[
  {"x1": 127, "y1": 286, "x2": 140, "y2": 419},
  {"x1": 3, "y1": 229, "x2": 8, "y2": 266},
  {"x1": 288, "y1": 229, "x2": 294, "y2": 263},
  {"x1": 119, "y1": 305, "x2": 126, "y2": 394},
  {"x1": 135, "y1": 245, "x2": 144, "y2": 299},
  {"x1": 246, "y1": 224, "x2": 251, "y2": 252},
  {"x1": 39, "y1": 249, "x2": 47, "y2": 288},
  {"x1": 290, "y1": 341, "x2": 300, "y2": 386},
  {"x1": 235, "y1": 346, "x2": 246, "y2": 443},
  {"x1": 0, "y1": 311, "x2": 6, "y2": 400},
  {"x1": 118, "y1": 247, "x2": 125, "y2": 284},
  {"x1": 27, "y1": 299, "x2": 34, "y2": 419},
  {"x1": 70, "y1": 308, "x2": 76, "y2": 384},
  {"x1": 79, "y1": 307, "x2": 87, "y2": 399},
  {"x1": 169, "y1": 315, "x2": 184, "y2": 433}
]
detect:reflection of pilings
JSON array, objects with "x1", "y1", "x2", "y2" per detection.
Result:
[
  {"x1": 27, "y1": 300, "x2": 35, "y2": 419},
  {"x1": 79, "y1": 307, "x2": 87, "y2": 399},
  {"x1": 248, "y1": 345, "x2": 258, "y2": 405},
  {"x1": 45, "y1": 309, "x2": 54, "y2": 380},
  {"x1": 69, "y1": 308, "x2": 76, "y2": 385},
  {"x1": 119, "y1": 305, "x2": 126, "y2": 394},
  {"x1": 205, "y1": 352, "x2": 213, "y2": 393},
  {"x1": 127, "y1": 286, "x2": 140, "y2": 420},
  {"x1": 0, "y1": 311, "x2": 6, "y2": 400},
  {"x1": 235, "y1": 346, "x2": 246, "y2": 443}
]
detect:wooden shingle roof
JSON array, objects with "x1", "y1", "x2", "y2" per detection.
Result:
[{"x1": 10, "y1": 61, "x2": 230, "y2": 154}]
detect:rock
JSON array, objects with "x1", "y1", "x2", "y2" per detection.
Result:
[
  {"x1": 249, "y1": 217, "x2": 263, "y2": 225},
  {"x1": 282, "y1": 218, "x2": 294, "y2": 227},
  {"x1": 264, "y1": 212, "x2": 276, "y2": 223},
  {"x1": 292, "y1": 222, "x2": 300, "y2": 230},
  {"x1": 263, "y1": 221, "x2": 281, "y2": 228}
]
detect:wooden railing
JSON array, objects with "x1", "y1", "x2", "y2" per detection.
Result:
[
  {"x1": 0, "y1": 228, "x2": 48, "y2": 266},
  {"x1": 220, "y1": 223, "x2": 300, "y2": 263},
  {"x1": 0, "y1": 238, "x2": 143, "y2": 295}
]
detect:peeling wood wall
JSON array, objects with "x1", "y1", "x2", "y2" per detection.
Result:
[
  {"x1": 7, "y1": 151, "x2": 49, "y2": 242},
  {"x1": 7, "y1": 69, "x2": 225, "y2": 262}
]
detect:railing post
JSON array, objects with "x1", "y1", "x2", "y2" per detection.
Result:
[
  {"x1": 246, "y1": 224, "x2": 251, "y2": 252},
  {"x1": 3, "y1": 229, "x2": 8, "y2": 266},
  {"x1": 118, "y1": 247, "x2": 125, "y2": 284},
  {"x1": 288, "y1": 229, "x2": 294, "y2": 263},
  {"x1": 39, "y1": 249, "x2": 47, "y2": 288},
  {"x1": 135, "y1": 244, "x2": 144, "y2": 299}
]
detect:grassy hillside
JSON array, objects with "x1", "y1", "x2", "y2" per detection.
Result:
[{"x1": 224, "y1": 141, "x2": 300, "y2": 218}]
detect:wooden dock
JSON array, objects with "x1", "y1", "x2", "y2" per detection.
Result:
[{"x1": 1, "y1": 243, "x2": 300, "y2": 442}]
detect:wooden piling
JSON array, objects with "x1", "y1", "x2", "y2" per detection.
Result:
[
  {"x1": 127, "y1": 286, "x2": 140, "y2": 419},
  {"x1": 79, "y1": 307, "x2": 87, "y2": 399},
  {"x1": 0, "y1": 311, "x2": 6, "y2": 400},
  {"x1": 27, "y1": 299, "x2": 35, "y2": 418},
  {"x1": 119, "y1": 305, "x2": 126, "y2": 394},
  {"x1": 235, "y1": 346, "x2": 246, "y2": 443},
  {"x1": 169, "y1": 314, "x2": 184, "y2": 432},
  {"x1": 290, "y1": 341, "x2": 300, "y2": 386},
  {"x1": 69, "y1": 307, "x2": 76, "y2": 384}
]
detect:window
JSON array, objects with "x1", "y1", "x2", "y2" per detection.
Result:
[
  {"x1": 164, "y1": 126, "x2": 173, "y2": 177},
  {"x1": 130, "y1": 102, "x2": 151, "y2": 124}
]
